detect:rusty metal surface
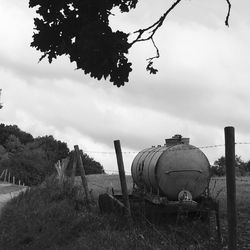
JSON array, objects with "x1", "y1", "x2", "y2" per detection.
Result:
[
  {"x1": 131, "y1": 147, "x2": 155, "y2": 187},
  {"x1": 157, "y1": 144, "x2": 210, "y2": 200},
  {"x1": 131, "y1": 146, "x2": 169, "y2": 190},
  {"x1": 131, "y1": 143, "x2": 210, "y2": 201}
]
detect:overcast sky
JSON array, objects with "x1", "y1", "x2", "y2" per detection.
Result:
[{"x1": 1, "y1": 0, "x2": 250, "y2": 173}]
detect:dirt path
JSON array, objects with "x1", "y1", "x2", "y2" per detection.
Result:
[{"x1": 0, "y1": 182, "x2": 27, "y2": 215}]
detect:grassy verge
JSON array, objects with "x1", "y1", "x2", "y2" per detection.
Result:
[
  {"x1": 0, "y1": 177, "x2": 212, "y2": 250},
  {"x1": 3, "y1": 175, "x2": 246, "y2": 249},
  {"x1": 0, "y1": 177, "x2": 87, "y2": 250}
]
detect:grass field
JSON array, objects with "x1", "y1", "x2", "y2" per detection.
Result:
[
  {"x1": 79, "y1": 174, "x2": 250, "y2": 248},
  {"x1": 210, "y1": 176, "x2": 250, "y2": 248},
  {"x1": 1, "y1": 175, "x2": 249, "y2": 249},
  {"x1": 75, "y1": 174, "x2": 133, "y2": 200}
]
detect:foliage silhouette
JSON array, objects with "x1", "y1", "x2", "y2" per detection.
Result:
[
  {"x1": 29, "y1": 0, "x2": 138, "y2": 87},
  {"x1": 29, "y1": 0, "x2": 231, "y2": 87}
]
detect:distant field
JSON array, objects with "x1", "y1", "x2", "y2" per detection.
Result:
[
  {"x1": 75, "y1": 174, "x2": 133, "y2": 200},
  {"x1": 209, "y1": 176, "x2": 250, "y2": 248},
  {"x1": 209, "y1": 176, "x2": 250, "y2": 213},
  {"x1": 76, "y1": 175, "x2": 250, "y2": 209}
]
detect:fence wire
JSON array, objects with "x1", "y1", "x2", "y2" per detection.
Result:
[{"x1": 83, "y1": 142, "x2": 250, "y2": 155}]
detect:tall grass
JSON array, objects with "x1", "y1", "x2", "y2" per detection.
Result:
[
  {"x1": 0, "y1": 176, "x2": 222, "y2": 250},
  {"x1": 0, "y1": 177, "x2": 88, "y2": 250},
  {"x1": 0, "y1": 176, "x2": 172, "y2": 250}
]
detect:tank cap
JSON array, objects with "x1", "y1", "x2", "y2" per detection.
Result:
[{"x1": 178, "y1": 190, "x2": 192, "y2": 202}]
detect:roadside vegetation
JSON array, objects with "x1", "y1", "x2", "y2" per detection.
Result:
[
  {"x1": 1, "y1": 174, "x2": 250, "y2": 249},
  {"x1": 0, "y1": 124, "x2": 104, "y2": 186},
  {"x1": 0, "y1": 175, "x2": 223, "y2": 250}
]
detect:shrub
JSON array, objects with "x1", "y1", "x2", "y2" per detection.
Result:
[{"x1": 0, "y1": 177, "x2": 87, "y2": 250}]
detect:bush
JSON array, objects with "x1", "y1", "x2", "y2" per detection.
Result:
[
  {"x1": 66, "y1": 151, "x2": 105, "y2": 176},
  {"x1": 0, "y1": 150, "x2": 51, "y2": 186},
  {"x1": 210, "y1": 164, "x2": 225, "y2": 176},
  {"x1": 0, "y1": 177, "x2": 87, "y2": 250}
]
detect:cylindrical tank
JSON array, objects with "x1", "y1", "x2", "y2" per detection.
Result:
[{"x1": 131, "y1": 137, "x2": 210, "y2": 201}]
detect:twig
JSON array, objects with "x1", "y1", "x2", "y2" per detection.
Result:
[
  {"x1": 146, "y1": 38, "x2": 160, "y2": 62},
  {"x1": 225, "y1": 0, "x2": 231, "y2": 27},
  {"x1": 128, "y1": 0, "x2": 231, "y2": 72},
  {"x1": 130, "y1": 0, "x2": 183, "y2": 46},
  {"x1": 146, "y1": 38, "x2": 160, "y2": 74},
  {"x1": 129, "y1": 0, "x2": 183, "y2": 73}
]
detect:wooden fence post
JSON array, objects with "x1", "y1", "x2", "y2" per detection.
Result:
[
  {"x1": 4, "y1": 169, "x2": 8, "y2": 182},
  {"x1": 225, "y1": 126, "x2": 237, "y2": 250},
  {"x1": 0, "y1": 169, "x2": 5, "y2": 179},
  {"x1": 74, "y1": 145, "x2": 90, "y2": 208},
  {"x1": 71, "y1": 151, "x2": 77, "y2": 185},
  {"x1": 114, "y1": 140, "x2": 131, "y2": 218}
]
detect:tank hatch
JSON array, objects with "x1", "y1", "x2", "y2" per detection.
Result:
[{"x1": 165, "y1": 134, "x2": 190, "y2": 146}]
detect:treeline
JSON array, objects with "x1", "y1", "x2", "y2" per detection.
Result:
[
  {"x1": 211, "y1": 155, "x2": 250, "y2": 176},
  {"x1": 0, "y1": 124, "x2": 104, "y2": 186}
]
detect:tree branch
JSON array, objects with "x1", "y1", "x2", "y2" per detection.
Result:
[
  {"x1": 146, "y1": 38, "x2": 160, "y2": 74},
  {"x1": 129, "y1": 0, "x2": 183, "y2": 46},
  {"x1": 128, "y1": 0, "x2": 232, "y2": 75},
  {"x1": 146, "y1": 38, "x2": 160, "y2": 62},
  {"x1": 129, "y1": 0, "x2": 183, "y2": 74},
  {"x1": 225, "y1": 0, "x2": 231, "y2": 27}
]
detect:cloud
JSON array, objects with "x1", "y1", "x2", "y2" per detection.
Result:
[
  {"x1": 122, "y1": 20, "x2": 250, "y2": 129},
  {"x1": 1, "y1": 0, "x2": 250, "y2": 172}
]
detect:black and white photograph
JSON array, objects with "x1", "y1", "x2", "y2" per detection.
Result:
[{"x1": 0, "y1": 0, "x2": 249, "y2": 249}]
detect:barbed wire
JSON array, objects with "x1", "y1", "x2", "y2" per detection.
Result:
[
  {"x1": 83, "y1": 144, "x2": 223, "y2": 155},
  {"x1": 83, "y1": 142, "x2": 250, "y2": 155},
  {"x1": 84, "y1": 150, "x2": 138, "y2": 154},
  {"x1": 236, "y1": 142, "x2": 250, "y2": 145}
]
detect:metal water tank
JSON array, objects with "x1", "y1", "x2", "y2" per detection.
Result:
[{"x1": 131, "y1": 135, "x2": 210, "y2": 201}]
